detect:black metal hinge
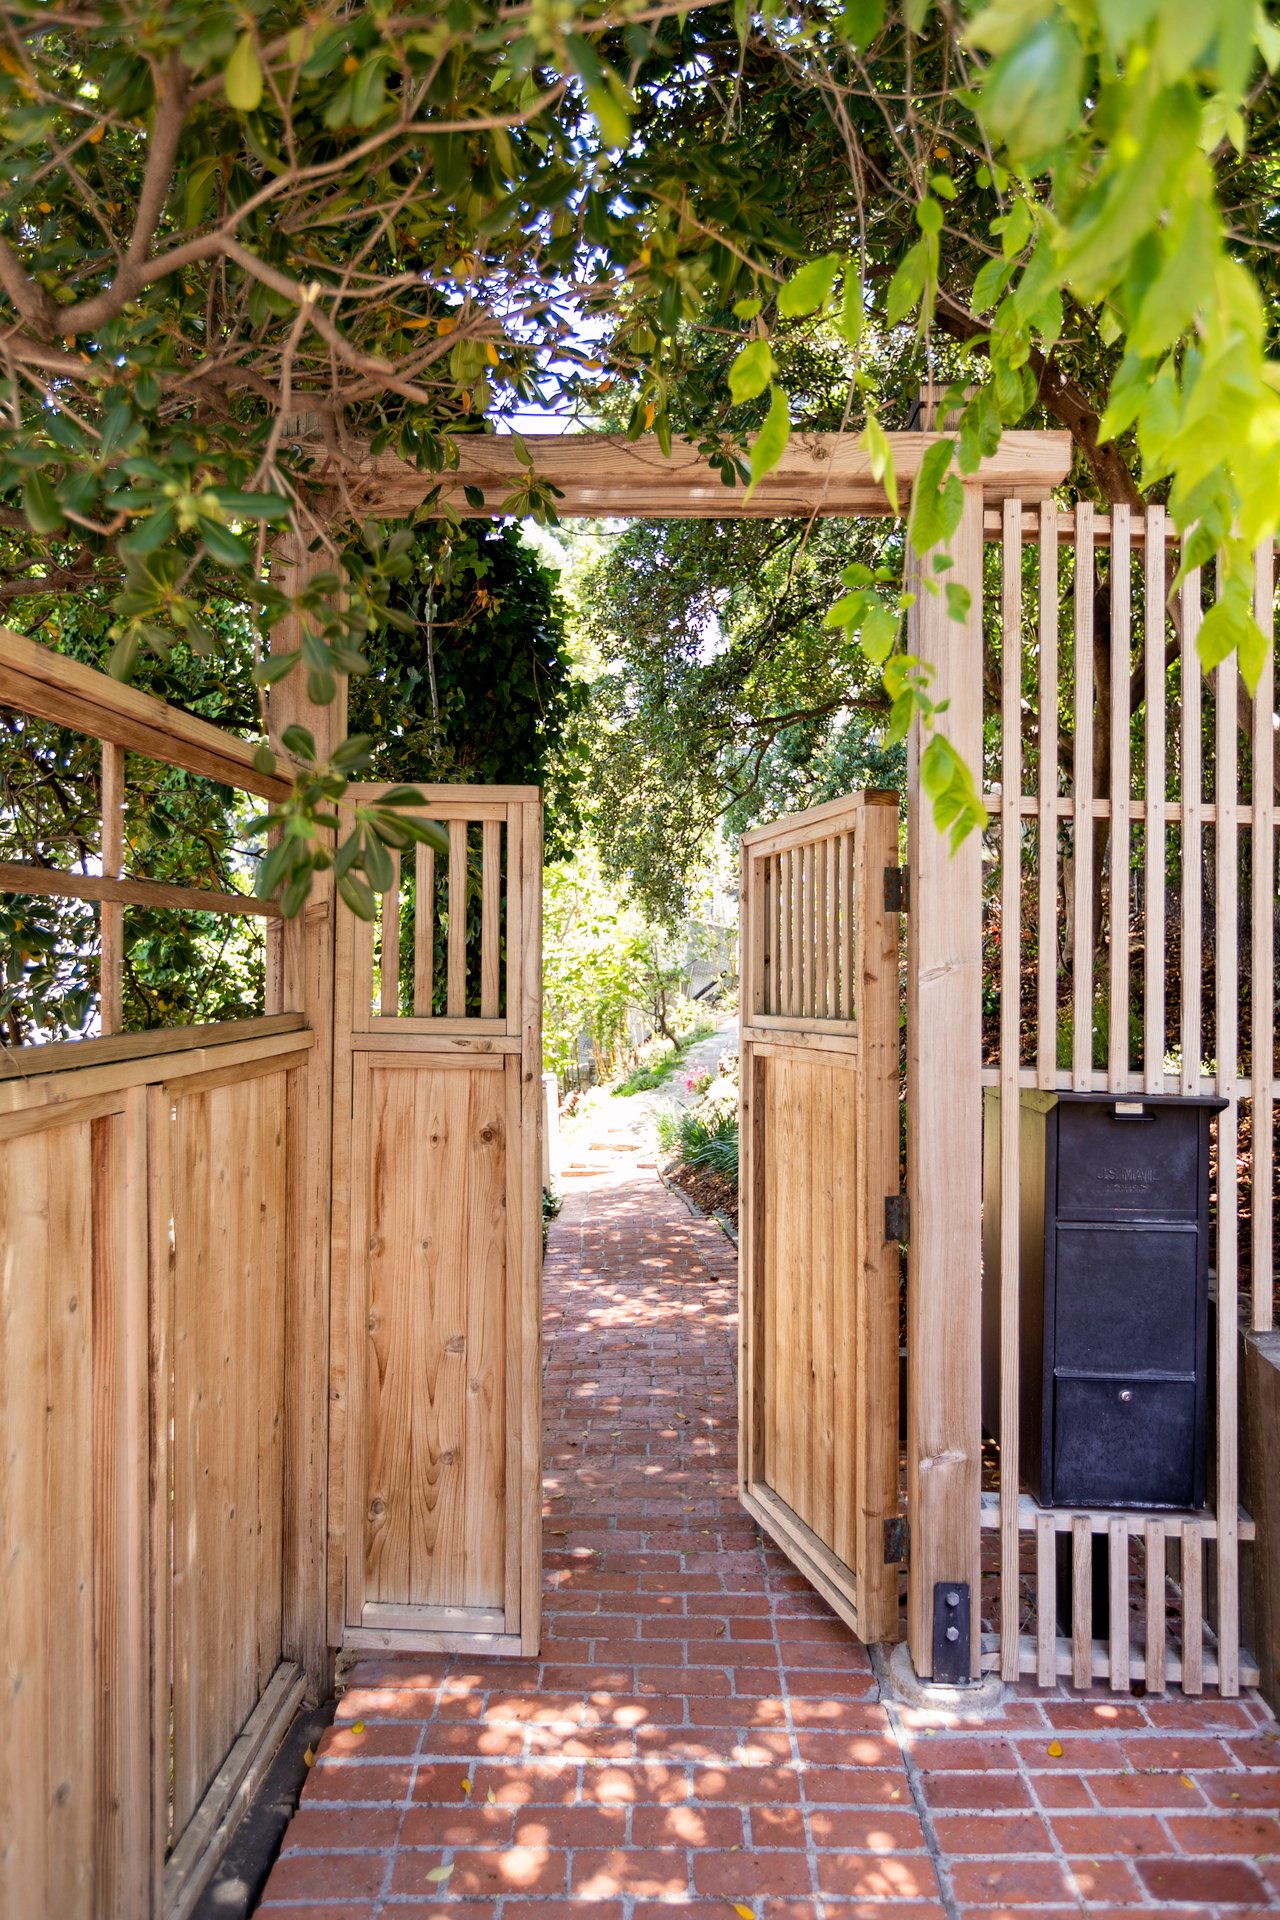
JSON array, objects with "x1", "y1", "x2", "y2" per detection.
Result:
[
  {"x1": 884, "y1": 1193, "x2": 910, "y2": 1243},
  {"x1": 883, "y1": 864, "x2": 909, "y2": 914},
  {"x1": 932, "y1": 1580, "x2": 972, "y2": 1685},
  {"x1": 884, "y1": 1515, "x2": 910, "y2": 1566}
]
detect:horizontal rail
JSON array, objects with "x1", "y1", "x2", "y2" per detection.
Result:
[
  {"x1": 0, "y1": 1011, "x2": 305, "y2": 1081},
  {"x1": 301, "y1": 429, "x2": 1073, "y2": 521},
  {"x1": 978, "y1": 1490, "x2": 1256, "y2": 1542},
  {"x1": 0, "y1": 625, "x2": 290, "y2": 800},
  {"x1": 0, "y1": 860, "x2": 277, "y2": 919},
  {"x1": 0, "y1": 1023, "x2": 313, "y2": 1116},
  {"x1": 984, "y1": 1632, "x2": 1261, "y2": 1690}
]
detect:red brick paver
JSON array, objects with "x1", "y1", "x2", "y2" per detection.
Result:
[{"x1": 259, "y1": 1159, "x2": 1280, "y2": 1916}]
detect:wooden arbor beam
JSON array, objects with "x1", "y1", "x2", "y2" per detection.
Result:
[{"x1": 295, "y1": 428, "x2": 1072, "y2": 521}]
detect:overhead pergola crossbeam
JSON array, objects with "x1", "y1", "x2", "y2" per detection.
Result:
[{"x1": 293, "y1": 429, "x2": 1074, "y2": 521}]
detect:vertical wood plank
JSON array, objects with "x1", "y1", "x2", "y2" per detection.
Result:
[
  {"x1": 1180, "y1": 563, "x2": 1203, "y2": 1096},
  {"x1": 447, "y1": 820, "x2": 468, "y2": 1018},
  {"x1": 1036, "y1": 1510, "x2": 1057, "y2": 1687},
  {"x1": 999, "y1": 497, "x2": 1023, "y2": 1684},
  {"x1": 840, "y1": 830, "x2": 855, "y2": 1022},
  {"x1": 1, "y1": 1130, "x2": 52, "y2": 1918},
  {"x1": 1181, "y1": 1521, "x2": 1204, "y2": 1694},
  {"x1": 270, "y1": 527, "x2": 340, "y2": 1698},
  {"x1": 380, "y1": 853, "x2": 401, "y2": 1017},
  {"x1": 517, "y1": 799, "x2": 543, "y2": 1653},
  {"x1": 148, "y1": 1082, "x2": 174, "y2": 1906},
  {"x1": 1108, "y1": 1516, "x2": 1130, "y2": 1691},
  {"x1": 1071, "y1": 1514, "x2": 1093, "y2": 1690},
  {"x1": 92, "y1": 1096, "x2": 151, "y2": 1919},
  {"x1": 825, "y1": 837, "x2": 838, "y2": 1019},
  {"x1": 1252, "y1": 538, "x2": 1275, "y2": 1333},
  {"x1": 1144, "y1": 510, "x2": 1168, "y2": 1095},
  {"x1": 481, "y1": 819, "x2": 501, "y2": 1020},
  {"x1": 1215, "y1": 597, "x2": 1240, "y2": 1697},
  {"x1": 414, "y1": 844, "x2": 436, "y2": 1016},
  {"x1": 1108, "y1": 505, "x2": 1132, "y2": 1089},
  {"x1": 1072, "y1": 503, "x2": 1096, "y2": 1091},
  {"x1": 1145, "y1": 1517, "x2": 1167, "y2": 1693},
  {"x1": 1037, "y1": 503, "x2": 1059, "y2": 1087},
  {"x1": 905, "y1": 481, "x2": 985, "y2": 1678},
  {"x1": 100, "y1": 741, "x2": 125, "y2": 1036}
]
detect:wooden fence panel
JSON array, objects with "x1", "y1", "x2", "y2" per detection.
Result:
[
  {"x1": 739, "y1": 792, "x2": 901, "y2": 1647},
  {"x1": 166, "y1": 1065, "x2": 290, "y2": 1835},
  {"x1": 331, "y1": 786, "x2": 542, "y2": 1657},
  {"x1": 981, "y1": 511, "x2": 1277, "y2": 1695}
]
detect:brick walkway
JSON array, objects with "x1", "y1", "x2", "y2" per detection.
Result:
[{"x1": 259, "y1": 1161, "x2": 1280, "y2": 1918}]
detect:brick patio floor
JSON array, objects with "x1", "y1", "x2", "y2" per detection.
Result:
[{"x1": 258, "y1": 1159, "x2": 1280, "y2": 1918}]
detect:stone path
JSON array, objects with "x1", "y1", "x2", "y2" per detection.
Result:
[{"x1": 258, "y1": 1158, "x2": 1280, "y2": 1918}]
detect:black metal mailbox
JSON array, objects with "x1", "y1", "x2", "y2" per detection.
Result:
[{"x1": 982, "y1": 1089, "x2": 1225, "y2": 1511}]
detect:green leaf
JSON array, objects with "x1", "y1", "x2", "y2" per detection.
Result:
[
  {"x1": 837, "y1": 0, "x2": 886, "y2": 49},
  {"x1": 835, "y1": 271, "x2": 865, "y2": 348},
  {"x1": 907, "y1": 438, "x2": 963, "y2": 555},
  {"x1": 744, "y1": 385, "x2": 791, "y2": 502},
  {"x1": 971, "y1": 256, "x2": 1014, "y2": 314},
  {"x1": 977, "y1": 17, "x2": 1084, "y2": 159},
  {"x1": 777, "y1": 254, "x2": 841, "y2": 318},
  {"x1": 225, "y1": 32, "x2": 264, "y2": 112},
  {"x1": 862, "y1": 414, "x2": 899, "y2": 515},
  {"x1": 281, "y1": 724, "x2": 317, "y2": 761},
  {"x1": 732, "y1": 296, "x2": 762, "y2": 320},
  {"x1": 728, "y1": 337, "x2": 776, "y2": 404},
  {"x1": 338, "y1": 872, "x2": 377, "y2": 919},
  {"x1": 885, "y1": 240, "x2": 927, "y2": 328},
  {"x1": 920, "y1": 732, "x2": 990, "y2": 851},
  {"x1": 23, "y1": 471, "x2": 64, "y2": 534}
]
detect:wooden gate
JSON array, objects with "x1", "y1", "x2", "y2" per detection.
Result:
[
  {"x1": 738, "y1": 792, "x2": 902, "y2": 1644},
  {"x1": 329, "y1": 784, "x2": 543, "y2": 1657}
]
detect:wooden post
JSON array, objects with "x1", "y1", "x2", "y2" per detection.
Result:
[
  {"x1": 270, "y1": 528, "x2": 344, "y2": 1701},
  {"x1": 905, "y1": 481, "x2": 985, "y2": 1679}
]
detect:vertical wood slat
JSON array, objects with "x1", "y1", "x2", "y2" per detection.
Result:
[
  {"x1": 1180, "y1": 564, "x2": 1203, "y2": 1095},
  {"x1": 1215, "y1": 594, "x2": 1240, "y2": 1697},
  {"x1": 999, "y1": 498, "x2": 1023, "y2": 1683},
  {"x1": 1144, "y1": 510, "x2": 1168, "y2": 1094},
  {"x1": 481, "y1": 819, "x2": 501, "y2": 1020},
  {"x1": 1145, "y1": 1517, "x2": 1167, "y2": 1692},
  {"x1": 772, "y1": 853, "x2": 783, "y2": 1016},
  {"x1": 801, "y1": 842, "x2": 814, "y2": 1018},
  {"x1": 1037, "y1": 503, "x2": 1059, "y2": 1086},
  {"x1": 1036, "y1": 1511, "x2": 1056, "y2": 1687},
  {"x1": 789, "y1": 846, "x2": 802, "y2": 1017},
  {"x1": 1107, "y1": 506, "x2": 1132, "y2": 1088},
  {"x1": 101, "y1": 740, "x2": 125, "y2": 1036},
  {"x1": 1072, "y1": 503, "x2": 1096, "y2": 1091},
  {"x1": 780, "y1": 849, "x2": 792, "y2": 1016},
  {"x1": 840, "y1": 830, "x2": 855, "y2": 1022},
  {"x1": 832, "y1": 837, "x2": 840, "y2": 1021},
  {"x1": 1071, "y1": 1514, "x2": 1092, "y2": 1690},
  {"x1": 1181, "y1": 1521, "x2": 1204, "y2": 1694},
  {"x1": 1108, "y1": 1515, "x2": 1130, "y2": 1692},
  {"x1": 380, "y1": 853, "x2": 400, "y2": 1017},
  {"x1": 447, "y1": 820, "x2": 468, "y2": 1018},
  {"x1": 904, "y1": 481, "x2": 985, "y2": 1679},
  {"x1": 414, "y1": 845, "x2": 435, "y2": 1016},
  {"x1": 1252, "y1": 538, "x2": 1275, "y2": 1333}
]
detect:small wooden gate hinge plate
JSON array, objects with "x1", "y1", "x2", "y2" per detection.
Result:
[
  {"x1": 884, "y1": 1193, "x2": 910, "y2": 1243},
  {"x1": 883, "y1": 864, "x2": 909, "y2": 914},
  {"x1": 884, "y1": 1514, "x2": 909, "y2": 1565},
  {"x1": 932, "y1": 1580, "x2": 972, "y2": 1685}
]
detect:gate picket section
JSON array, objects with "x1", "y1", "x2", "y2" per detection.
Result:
[
  {"x1": 738, "y1": 792, "x2": 902, "y2": 1644},
  {"x1": 329, "y1": 784, "x2": 543, "y2": 1657}
]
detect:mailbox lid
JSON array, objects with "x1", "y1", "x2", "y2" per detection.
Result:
[
  {"x1": 1053, "y1": 1096, "x2": 1222, "y2": 1221},
  {"x1": 1052, "y1": 1375, "x2": 1202, "y2": 1509},
  {"x1": 1052, "y1": 1224, "x2": 1200, "y2": 1374}
]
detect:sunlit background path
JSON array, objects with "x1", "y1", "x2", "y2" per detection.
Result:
[{"x1": 257, "y1": 1146, "x2": 1280, "y2": 1918}]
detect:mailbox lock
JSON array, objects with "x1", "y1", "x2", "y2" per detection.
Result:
[{"x1": 1119, "y1": 1389, "x2": 1133, "y2": 1403}]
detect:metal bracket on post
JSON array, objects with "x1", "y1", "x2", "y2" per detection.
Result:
[
  {"x1": 883, "y1": 864, "x2": 910, "y2": 914},
  {"x1": 884, "y1": 1193, "x2": 910, "y2": 1243},
  {"x1": 932, "y1": 1581, "x2": 972, "y2": 1684},
  {"x1": 884, "y1": 1515, "x2": 910, "y2": 1566}
]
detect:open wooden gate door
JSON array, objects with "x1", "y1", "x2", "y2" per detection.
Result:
[
  {"x1": 739, "y1": 792, "x2": 902, "y2": 1644},
  {"x1": 329, "y1": 784, "x2": 542, "y2": 1658}
]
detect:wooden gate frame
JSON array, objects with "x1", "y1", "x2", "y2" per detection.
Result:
[{"x1": 738, "y1": 791, "x2": 901, "y2": 1645}]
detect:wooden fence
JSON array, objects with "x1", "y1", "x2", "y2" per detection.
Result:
[
  {"x1": 329, "y1": 784, "x2": 543, "y2": 1658},
  {"x1": 0, "y1": 625, "x2": 327, "y2": 1918},
  {"x1": 980, "y1": 505, "x2": 1276, "y2": 1694}
]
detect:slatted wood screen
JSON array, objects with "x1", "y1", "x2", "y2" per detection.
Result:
[
  {"x1": 0, "y1": 1021, "x2": 311, "y2": 1920},
  {"x1": 738, "y1": 793, "x2": 901, "y2": 1645},
  {"x1": 981, "y1": 505, "x2": 1276, "y2": 1694},
  {"x1": 330, "y1": 784, "x2": 543, "y2": 1658}
]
